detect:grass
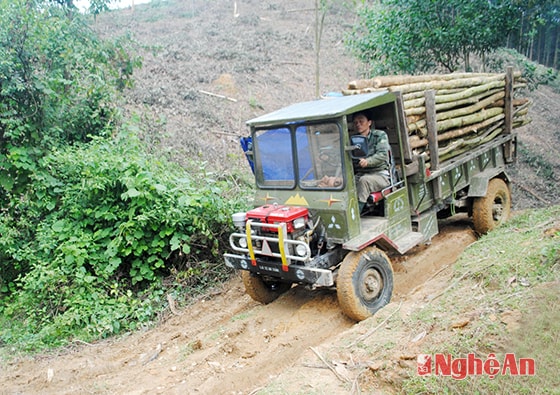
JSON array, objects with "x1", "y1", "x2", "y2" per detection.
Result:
[
  {"x1": 231, "y1": 311, "x2": 253, "y2": 322},
  {"x1": 399, "y1": 205, "x2": 560, "y2": 394},
  {"x1": 518, "y1": 142, "x2": 556, "y2": 181}
]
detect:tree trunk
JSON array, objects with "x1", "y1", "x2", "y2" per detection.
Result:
[{"x1": 552, "y1": 26, "x2": 560, "y2": 70}]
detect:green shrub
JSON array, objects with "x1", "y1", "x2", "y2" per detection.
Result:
[
  {"x1": 0, "y1": 0, "x2": 141, "y2": 205},
  {"x1": 485, "y1": 48, "x2": 559, "y2": 90},
  {"x1": 0, "y1": 132, "x2": 251, "y2": 350}
]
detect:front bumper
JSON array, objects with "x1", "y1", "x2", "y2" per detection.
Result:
[{"x1": 224, "y1": 253, "x2": 334, "y2": 287}]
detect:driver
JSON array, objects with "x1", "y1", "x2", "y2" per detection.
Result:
[{"x1": 352, "y1": 111, "x2": 391, "y2": 213}]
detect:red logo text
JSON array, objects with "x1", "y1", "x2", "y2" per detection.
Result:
[{"x1": 417, "y1": 353, "x2": 535, "y2": 380}]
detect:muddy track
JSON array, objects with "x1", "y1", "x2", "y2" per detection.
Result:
[{"x1": 1, "y1": 216, "x2": 476, "y2": 394}]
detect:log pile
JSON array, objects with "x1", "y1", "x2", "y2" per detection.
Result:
[{"x1": 344, "y1": 72, "x2": 531, "y2": 164}]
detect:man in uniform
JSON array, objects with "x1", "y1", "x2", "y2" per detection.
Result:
[{"x1": 352, "y1": 111, "x2": 391, "y2": 213}]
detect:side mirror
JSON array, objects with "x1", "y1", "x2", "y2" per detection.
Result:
[{"x1": 348, "y1": 135, "x2": 369, "y2": 159}]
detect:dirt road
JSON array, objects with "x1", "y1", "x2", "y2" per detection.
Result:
[{"x1": 1, "y1": 216, "x2": 476, "y2": 394}]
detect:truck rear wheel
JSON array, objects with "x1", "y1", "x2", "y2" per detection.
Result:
[
  {"x1": 473, "y1": 178, "x2": 511, "y2": 234},
  {"x1": 337, "y1": 247, "x2": 393, "y2": 321},
  {"x1": 241, "y1": 271, "x2": 292, "y2": 304}
]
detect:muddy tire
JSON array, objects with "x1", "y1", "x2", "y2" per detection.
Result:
[
  {"x1": 337, "y1": 247, "x2": 393, "y2": 321},
  {"x1": 473, "y1": 178, "x2": 511, "y2": 235},
  {"x1": 241, "y1": 271, "x2": 292, "y2": 304}
]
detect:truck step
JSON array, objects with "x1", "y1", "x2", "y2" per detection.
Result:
[{"x1": 392, "y1": 231, "x2": 426, "y2": 254}]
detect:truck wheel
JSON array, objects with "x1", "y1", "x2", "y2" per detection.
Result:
[
  {"x1": 473, "y1": 178, "x2": 511, "y2": 234},
  {"x1": 241, "y1": 271, "x2": 292, "y2": 304},
  {"x1": 337, "y1": 247, "x2": 393, "y2": 321}
]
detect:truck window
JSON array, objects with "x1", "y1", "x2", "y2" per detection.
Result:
[
  {"x1": 297, "y1": 122, "x2": 343, "y2": 190},
  {"x1": 254, "y1": 128, "x2": 295, "y2": 188}
]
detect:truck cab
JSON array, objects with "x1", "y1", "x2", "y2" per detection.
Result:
[{"x1": 225, "y1": 89, "x2": 514, "y2": 321}]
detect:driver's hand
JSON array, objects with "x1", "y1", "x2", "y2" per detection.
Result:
[
  {"x1": 319, "y1": 176, "x2": 342, "y2": 187},
  {"x1": 359, "y1": 158, "x2": 368, "y2": 168}
]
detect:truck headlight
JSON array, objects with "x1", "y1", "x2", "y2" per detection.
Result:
[
  {"x1": 293, "y1": 217, "x2": 306, "y2": 230},
  {"x1": 295, "y1": 244, "x2": 308, "y2": 257},
  {"x1": 238, "y1": 237, "x2": 248, "y2": 248},
  {"x1": 232, "y1": 212, "x2": 246, "y2": 229}
]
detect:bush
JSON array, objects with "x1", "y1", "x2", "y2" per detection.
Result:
[
  {"x1": 485, "y1": 48, "x2": 559, "y2": 90},
  {"x1": 0, "y1": 132, "x2": 251, "y2": 350},
  {"x1": 0, "y1": 0, "x2": 140, "y2": 205},
  {"x1": 0, "y1": 0, "x2": 254, "y2": 353}
]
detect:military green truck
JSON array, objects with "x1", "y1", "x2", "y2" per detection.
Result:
[{"x1": 224, "y1": 71, "x2": 518, "y2": 321}]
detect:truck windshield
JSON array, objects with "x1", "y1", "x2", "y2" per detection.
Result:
[
  {"x1": 254, "y1": 127, "x2": 296, "y2": 188},
  {"x1": 254, "y1": 122, "x2": 343, "y2": 190}
]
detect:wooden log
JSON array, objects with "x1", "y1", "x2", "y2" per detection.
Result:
[
  {"x1": 406, "y1": 114, "x2": 424, "y2": 124},
  {"x1": 344, "y1": 71, "x2": 530, "y2": 165},
  {"x1": 344, "y1": 72, "x2": 523, "y2": 97},
  {"x1": 403, "y1": 84, "x2": 508, "y2": 101},
  {"x1": 404, "y1": 87, "x2": 504, "y2": 114},
  {"x1": 403, "y1": 91, "x2": 426, "y2": 101},
  {"x1": 438, "y1": 138, "x2": 465, "y2": 156},
  {"x1": 491, "y1": 98, "x2": 530, "y2": 108},
  {"x1": 408, "y1": 104, "x2": 505, "y2": 135},
  {"x1": 344, "y1": 77, "x2": 505, "y2": 96},
  {"x1": 405, "y1": 106, "x2": 426, "y2": 116},
  {"x1": 404, "y1": 88, "x2": 505, "y2": 122},
  {"x1": 408, "y1": 119, "x2": 427, "y2": 134},
  {"x1": 409, "y1": 135, "x2": 425, "y2": 149},
  {"x1": 439, "y1": 121, "x2": 503, "y2": 155},
  {"x1": 395, "y1": 91, "x2": 413, "y2": 163},
  {"x1": 514, "y1": 107, "x2": 529, "y2": 117},
  {"x1": 434, "y1": 88, "x2": 468, "y2": 95},
  {"x1": 503, "y1": 67, "x2": 515, "y2": 162},
  {"x1": 411, "y1": 139, "x2": 427, "y2": 149},
  {"x1": 437, "y1": 112, "x2": 505, "y2": 141},
  {"x1": 348, "y1": 72, "x2": 500, "y2": 90},
  {"x1": 403, "y1": 97, "x2": 425, "y2": 109},
  {"x1": 381, "y1": 74, "x2": 506, "y2": 95},
  {"x1": 513, "y1": 117, "x2": 531, "y2": 127},
  {"x1": 434, "y1": 88, "x2": 503, "y2": 112},
  {"x1": 410, "y1": 111, "x2": 506, "y2": 149},
  {"x1": 436, "y1": 107, "x2": 504, "y2": 133},
  {"x1": 434, "y1": 80, "x2": 504, "y2": 103},
  {"x1": 439, "y1": 127, "x2": 504, "y2": 162},
  {"x1": 347, "y1": 79, "x2": 376, "y2": 90},
  {"x1": 341, "y1": 87, "x2": 382, "y2": 95},
  {"x1": 436, "y1": 91, "x2": 505, "y2": 122},
  {"x1": 425, "y1": 90, "x2": 439, "y2": 173}
]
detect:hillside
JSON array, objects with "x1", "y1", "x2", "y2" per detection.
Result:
[
  {"x1": 0, "y1": 0, "x2": 559, "y2": 394},
  {"x1": 92, "y1": 0, "x2": 559, "y2": 209},
  {"x1": 95, "y1": 0, "x2": 361, "y2": 174}
]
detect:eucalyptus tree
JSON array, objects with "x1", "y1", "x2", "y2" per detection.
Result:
[
  {"x1": 509, "y1": 0, "x2": 560, "y2": 68},
  {"x1": 348, "y1": 0, "x2": 518, "y2": 75}
]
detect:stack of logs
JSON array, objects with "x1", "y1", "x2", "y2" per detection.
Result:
[{"x1": 343, "y1": 72, "x2": 531, "y2": 164}]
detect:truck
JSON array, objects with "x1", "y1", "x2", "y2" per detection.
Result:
[{"x1": 224, "y1": 70, "x2": 517, "y2": 321}]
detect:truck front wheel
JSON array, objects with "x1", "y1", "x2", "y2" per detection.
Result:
[
  {"x1": 337, "y1": 247, "x2": 393, "y2": 321},
  {"x1": 241, "y1": 271, "x2": 292, "y2": 304},
  {"x1": 473, "y1": 178, "x2": 511, "y2": 234}
]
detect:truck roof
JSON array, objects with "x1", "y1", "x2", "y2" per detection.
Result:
[{"x1": 246, "y1": 91, "x2": 393, "y2": 127}]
